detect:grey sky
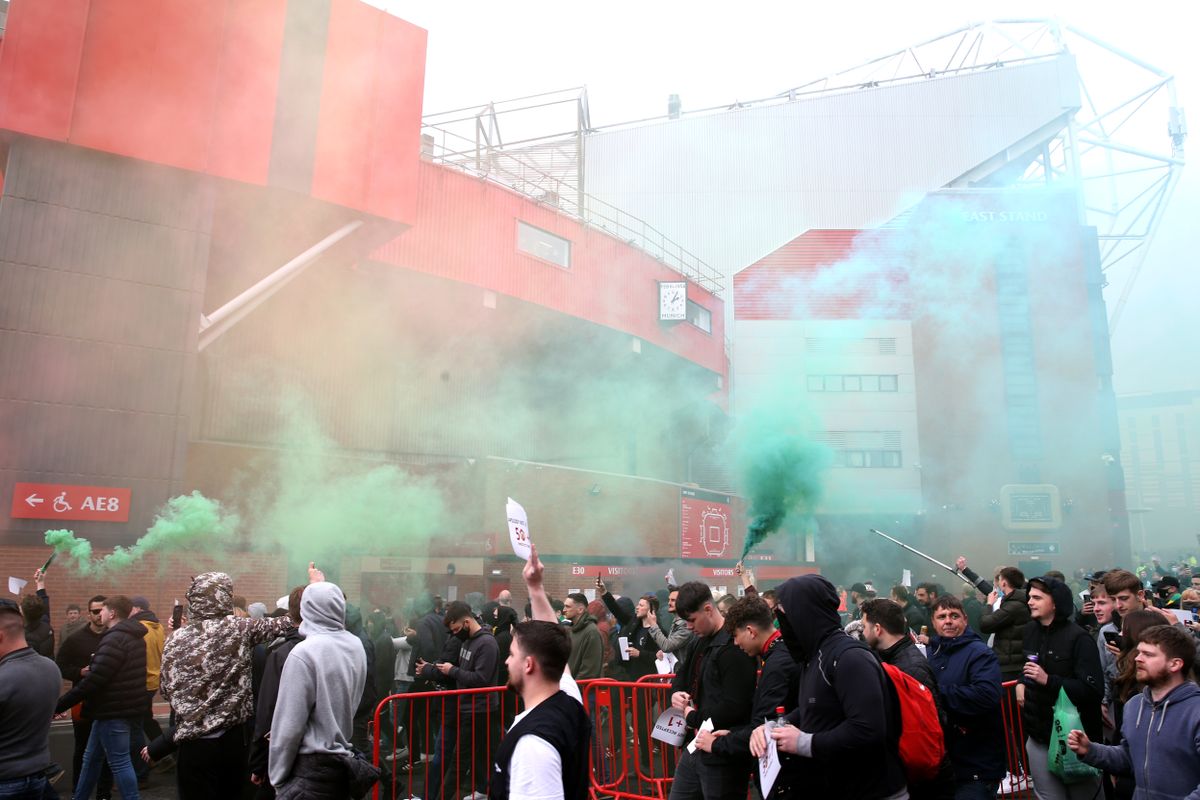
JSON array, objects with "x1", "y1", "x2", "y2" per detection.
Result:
[{"x1": 385, "y1": 1, "x2": 1197, "y2": 395}]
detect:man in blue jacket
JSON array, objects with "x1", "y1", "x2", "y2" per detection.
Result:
[
  {"x1": 1068, "y1": 624, "x2": 1200, "y2": 800},
  {"x1": 926, "y1": 596, "x2": 1006, "y2": 800}
]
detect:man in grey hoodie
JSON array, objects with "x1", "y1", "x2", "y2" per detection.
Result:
[
  {"x1": 269, "y1": 581, "x2": 380, "y2": 800},
  {"x1": 1069, "y1": 624, "x2": 1200, "y2": 800}
]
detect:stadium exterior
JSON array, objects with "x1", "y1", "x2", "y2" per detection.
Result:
[{"x1": 0, "y1": 7, "x2": 1184, "y2": 610}]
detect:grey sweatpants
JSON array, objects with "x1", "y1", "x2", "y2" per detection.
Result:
[{"x1": 1024, "y1": 738, "x2": 1102, "y2": 800}]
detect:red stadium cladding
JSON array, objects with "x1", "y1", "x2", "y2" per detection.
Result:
[
  {"x1": 373, "y1": 162, "x2": 727, "y2": 378},
  {"x1": 0, "y1": 0, "x2": 425, "y2": 224}
]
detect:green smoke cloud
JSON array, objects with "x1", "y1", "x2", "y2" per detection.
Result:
[
  {"x1": 44, "y1": 491, "x2": 240, "y2": 575},
  {"x1": 238, "y1": 396, "x2": 449, "y2": 564},
  {"x1": 735, "y1": 402, "x2": 832, "y2": 560}
]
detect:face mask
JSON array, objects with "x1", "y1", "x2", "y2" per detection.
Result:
[
  {"x1": 455, "y1": 628, "x2": 471, "y2": 641},
  {"x1": 774, "y1": 609, "x2": 805, "y2": 661}
]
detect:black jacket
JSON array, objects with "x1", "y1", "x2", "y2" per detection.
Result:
[
  {"x1": 777, "y1": 575, "x2": 907, "y2": 799},
  {"x1": 979, "y1": 587, "x2": 1031, "y2": 677},
  {"x1": 902, "y1": 600, "x2": 930, "y2": 634},
  {"x1": 412, "y1": 610, "x2": 448, "y2": 690},
  {"x1": 601, "y1": 593, "x2": 657, "y2": 680},
  {"x1": 56, "y1": 625, "x2": 106, "y2": 687},
  {"x1": 711, "y1": 633, "x2": 799, "y2": 764},
  {"x1": 670, "y1": 626, "x2": 757, "y2": 767},
  {"x1": 55, "y1": 618, "x2": 148, "y2": 719},
  {"x1": 249, "y1": 629, "x2": 305, "y2": 778},
  {"x1": 23, "y1": 588, "x2": 54, "y2": 659},
  {"x1": 1020, "y1": 577, "x2": 1104, "y2": 744}
]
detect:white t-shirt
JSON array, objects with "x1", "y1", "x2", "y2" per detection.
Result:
[{"x1": 506, "y1": 671, "x2": 583, "y2": 800}]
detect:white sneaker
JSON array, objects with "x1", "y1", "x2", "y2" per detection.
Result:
[{"x1": 462, "y1": 792, "x2": 488, "y2": 800}]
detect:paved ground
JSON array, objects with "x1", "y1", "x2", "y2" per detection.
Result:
[{"x1": 49, "y1": 717, "x2": 178, "y2": 800}]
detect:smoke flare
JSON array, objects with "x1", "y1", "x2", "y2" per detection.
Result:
[
  {"x1": 737, "y1": 410, "x2": 831, "y2": 560},
  {"x1": 43, "y1": 491, "x2": 240, "y2": 575}
]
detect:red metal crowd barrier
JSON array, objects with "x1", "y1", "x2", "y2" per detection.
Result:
[
  {"x1": 583, "y1": 677, "x2": 680, "y2": 800},
  {"x1": 998, "y1": 679, "x2": 1034, "y2": 798},
  {"x1": 372, "y1": 675, "x2": 1033, "y2": 800},
  {"x1": 372, "y1": 684, "x2": 522, "y2": 800}
]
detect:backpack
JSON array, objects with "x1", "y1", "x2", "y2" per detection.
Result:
[{"x1": 880, "y1": 662, "x2": 945, "y2": 783}]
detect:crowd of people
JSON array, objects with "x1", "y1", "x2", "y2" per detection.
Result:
[{"x1": 3, "y1": 548, "x2": 1200, "y2": 800}]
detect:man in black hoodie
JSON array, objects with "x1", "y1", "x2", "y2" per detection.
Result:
[
  {"x1": 752, "y1": 574, "x2": 908, "y2": 800},
  {"x1": 1020, "y1": 575, "x2": 1103, "y2": 800},
  {"x1": 55, "y1": 594, "x2": 148, "y2": 800},
  {"x1": 417, "y1": 601, "x2": 498, "y2": 800}
]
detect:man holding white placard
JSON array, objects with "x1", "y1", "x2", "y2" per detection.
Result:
[
  {"x1": 666, "y1": 582, "x2": 757, "y2": 800},
  {"x1": 692, "y1": 596, "x2": 799, "y2": 799}
]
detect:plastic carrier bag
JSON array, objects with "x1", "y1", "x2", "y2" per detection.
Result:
[{"x1": 1048, "y1": 688, "x2": 1101, "y2": 784}]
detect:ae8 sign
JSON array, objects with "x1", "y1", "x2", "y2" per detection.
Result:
[{"x1": 11, "y1": 482, "x2": 132, "y2": 522}]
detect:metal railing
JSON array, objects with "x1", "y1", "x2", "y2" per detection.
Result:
[
  {"x1": 422, "y1": 106, "x2": 724, "y2": 294},
  {"x1": 372, "y1": 675, "x2": 1035, "y2": 800}
]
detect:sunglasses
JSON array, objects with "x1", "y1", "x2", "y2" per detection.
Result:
[{"x1": 88, "y1": 609, "x2": 103, "y2": 615}]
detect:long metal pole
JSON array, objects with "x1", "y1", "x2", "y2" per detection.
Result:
[
  {"x1": 869, "y1": 528, "x2": 973, "y2": 586},
  {"x1": 198, "y1": 220, "x2": 363, "y2": 351}
]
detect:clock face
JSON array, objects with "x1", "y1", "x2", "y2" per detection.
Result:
[{"x1": 659, "y1": 281, "x2": 687, "y2": 321}]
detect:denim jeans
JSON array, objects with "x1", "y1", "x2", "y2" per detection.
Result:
[
  {"x1": 0, "y1": 773, "x2": 56, "y2": 799},
  {"x1": 75, "y1": 718, "x2": 140, "y2": 800}
]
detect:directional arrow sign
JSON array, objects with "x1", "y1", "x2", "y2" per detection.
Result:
[{"x1": 10, "y1": 482, "x2": 131, "y2": 522}]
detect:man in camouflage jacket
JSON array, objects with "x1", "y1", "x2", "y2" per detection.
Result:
[{"x1": 161, "y1": 570, "x2": 303, "y2": 799}]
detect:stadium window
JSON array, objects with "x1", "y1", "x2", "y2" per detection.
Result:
[
  {"x1": 843, "y1": 376, "x2": 861, "y2": 391},
  {"x1": 807, "y1": 376, "x2": 825, "y2": 392},
  {"x1": 882, "y1": 451, "x2": 901, "y2": 468},
  {"x1": 879, "y1": 375, "x2": 899, "y2": 392},
  {"x1": 517, "y1": 221, "x2": 570, "y2": 268},
  {"x1": 825, "y1": 376, "x2": 844, "y2": 392},
  {"x1": 846, "y1": 451, "x2": 865, "y2": 468},
  {"x1": 686, "y1": 300, "x2": 712, "y2": 333},
  {"x1": 859, "y1": 375, "x2": 879, "y2": 392}
]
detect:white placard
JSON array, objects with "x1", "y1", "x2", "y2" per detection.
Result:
[
  {"x1": 687, "y1": 718, "x2": 714, "y2": 754},
  {"x1": 759, "y1": 720, "x2": 782, "y2": 797},
  {"x1": 655, "y1": 651, "x2": 678, "y2": 675},
  {"x1": 583, "y1": 588, "x2": 596, "y2": 602},
  {"x1": 1170, "y1": 609, "x2": 1194, "y2": 625},
  {"x1": 665, "y1": 568, "x2": 675, "y2": 585},
  {"x1": 901, "y1": 569, "x2": 912, "y2": 588},
  {"x1": 8, "y1": 576, "x2": 27, "y2": 595},
  {"x1": 506, "y1": 497, "x2": 532, "y2": 559},
  {"x1": 447, "y1": 585, "x2": 457, "y2": 601},
  {"x1": 276, "y1": 594, "x2": 289, "y2": 610},
  {"x1": 650, "y1": 708, "x2": 687, "y2": 746},
  {"x1": 618, "y1": 636, "x2": 630, "y2": 661}
]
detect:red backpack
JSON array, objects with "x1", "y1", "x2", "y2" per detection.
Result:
[{"x1": 881, "y1": 662, "x2": 945, "y2": 783}]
